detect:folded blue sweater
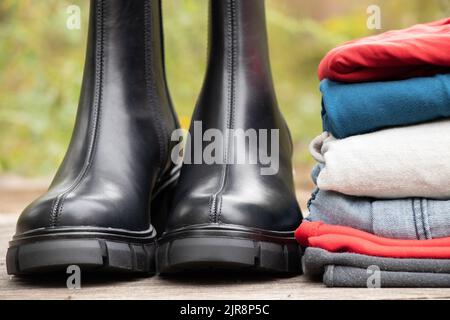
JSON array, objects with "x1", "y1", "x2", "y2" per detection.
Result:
[{"x1": 321, "y1": 74, "x2": 450, "y2": 138}]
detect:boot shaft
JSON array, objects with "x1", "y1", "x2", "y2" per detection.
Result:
[
  {"x1": 191, "y1": 0, "x2": 292, "y2": 159},
  {"x1": 54, "y1": 0, "x2": 178, "y2": 187},
  {"x1": 207, "y1": 0, "x2": 275, "y2": 92},
  {"x1": 82, "y1": 0, "x2": 170, "y2": 100}
]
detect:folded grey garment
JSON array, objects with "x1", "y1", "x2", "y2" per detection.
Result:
[
  {"x1": 323, "y1": 265, "x2": 450, "y2": 288},
  {"x1": 307, "y1": 164, "x2": 450, "y2": 240},
  {"x1": 303, "y1": 247, "x2": 450, "y2": 277}
]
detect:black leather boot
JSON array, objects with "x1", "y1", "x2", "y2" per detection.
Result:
[
  {"x1": 6, "y1": 0, "x2": 178, "y2": 275},
  {"x1": 157, "y1": 0, "x2": 302, "y2": 273}
]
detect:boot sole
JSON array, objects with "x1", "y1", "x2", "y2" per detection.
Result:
[
  {"x1": 157, "y1": 226, "x2": 302, "y2": 274},
  {"x1": 6, "y1": 234, "x2": 157, "y2": 275}
]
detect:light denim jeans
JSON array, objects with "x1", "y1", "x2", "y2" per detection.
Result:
[{"x1": 307, "y1": 164, "x2": 450, "y2": 240}]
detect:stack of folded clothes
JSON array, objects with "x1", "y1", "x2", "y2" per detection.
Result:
[{"x1": 296, "y1": 18, "x2": 450, "y2": 288}]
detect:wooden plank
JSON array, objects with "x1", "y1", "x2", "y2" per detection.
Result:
[{"x1": 1, "y1": 214, "x2": 450, "y2": 300}]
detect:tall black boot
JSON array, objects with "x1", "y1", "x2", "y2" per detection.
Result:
[
  {"x1": 7, "y1": 0, "x2": 178, "y2": 275},
  {"x1": 157, "y1": 0, "x2": 302, "y2": 273}
]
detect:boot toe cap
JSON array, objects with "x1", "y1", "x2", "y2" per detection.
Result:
[
  {"x1": 16, "y1": 196, "x2": 55, "y2": 235},
  {"x1": 15, "y1": 191, "x2": 150, "y2": 236},
  {"x1": 165, "y1": 192, "x2": 301, "y2": 233}
]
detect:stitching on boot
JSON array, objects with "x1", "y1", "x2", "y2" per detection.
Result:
[
  {"x1": 144, "y1": 0, "x2": 166, "y2": 175},
  {"x1": 209, "y1": 0, "x2": 237, "y2": 224},
  {"x1": 49, "y1": 0, "x2": 106, "y2": 227}
]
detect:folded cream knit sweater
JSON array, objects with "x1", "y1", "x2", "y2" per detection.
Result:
[{"x1": 310, "y1": 120, "x2": 450, "y2": 199}]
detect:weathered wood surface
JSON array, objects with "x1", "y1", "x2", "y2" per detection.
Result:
[{"x1": 1, "y1": 214, "x2": 450, "y2": 300}]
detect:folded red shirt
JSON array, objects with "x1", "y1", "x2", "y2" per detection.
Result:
[
  {"x1": 296, "y1": 221, "x2": 450, "y2": 259},
  {"x1": 318, "y1": 17, "x2": 450, "y2": 82}
]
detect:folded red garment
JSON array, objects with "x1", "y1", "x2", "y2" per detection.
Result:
[
  {"x1": 318, "y1": 17, "x2": 450, "y2": 82},
  {"x1": 296, "y1": 221, "x2": 450, "y2": 259}
]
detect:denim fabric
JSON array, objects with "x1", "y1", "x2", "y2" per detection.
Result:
[
  {"x1": 307, "y1": 165, "x2": 450, "y2": 240},
  {"x1": 321, "y1": 74, "x2": 450, "y2": 138},
  {"x1": 323, "y1": 265, "x2": 450, "y2": 288}
]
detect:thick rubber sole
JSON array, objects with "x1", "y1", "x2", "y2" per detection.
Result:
[
  {"x1": 6, "y1": 238, "x2": 156, "y2": 275},
  {"x1": 156, "y1": 227, "x2": 302, "y2": 274}
]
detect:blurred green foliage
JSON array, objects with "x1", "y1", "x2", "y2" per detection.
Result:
[{"x1": 0, "y1": 0, "x2": 448, "y2": 176}]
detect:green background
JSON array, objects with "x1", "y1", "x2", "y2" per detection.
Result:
[{"x1": 0, "y1": 0, "x2": 448, "y2": 178}]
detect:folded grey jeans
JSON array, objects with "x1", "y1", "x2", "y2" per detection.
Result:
[
  {"x1": 323, "y1": 265, "x2": 450, "y2": 288},
  {"x1": 307, "y1": 164, "x2": 450, "y2": 240},
  {"x1": 303, "y1": 247, "x2": 450, "y2": 276},
  {"x1": 304, "y1": 248, "x2": 450, "y2": 288}
]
